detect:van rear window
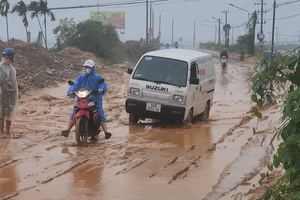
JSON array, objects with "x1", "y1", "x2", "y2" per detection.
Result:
[{"x1": 132, "y1": 56, "x2": 188, "y2": 87}]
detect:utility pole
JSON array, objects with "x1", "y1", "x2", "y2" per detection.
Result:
[
  {"x1": 212, "y1": 17, "x2": 221, "y2": 45},
  {"x1": 270, "y1": 0, "x2": 276, "y2": 62},
  {"x1": 222, "y1": 10, "x2": 228, "y2": 24},
  {"x1": 255, "y1": 0, "x2": 266, "y2": 52},
  {"x1": 146, "y1": 0, "x2": 149, "y2": 43},
  {"x1": 218, "y1": 19, "x2": 221, "y2": 44},
  {"x1": 222, "y1": 10, "x2": 229, "y2": 47}
]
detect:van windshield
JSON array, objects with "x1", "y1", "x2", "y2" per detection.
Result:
[{"x1": 132, "y1": 56, "x2": 188, "y2": 87}]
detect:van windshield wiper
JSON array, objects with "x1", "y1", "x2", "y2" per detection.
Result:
[
  {"x1": 133, "y1": 77, "x2": 154, "y2": 82},
  {"x1": 152, "y1": 80, "x2": 182, "y2": 88}
]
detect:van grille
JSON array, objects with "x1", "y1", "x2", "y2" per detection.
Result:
[{"x1": 143, "y1": 90, "x2": 170, "y2": 100}]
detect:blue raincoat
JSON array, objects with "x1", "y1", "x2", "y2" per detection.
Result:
[{"x1": 67, "y1": 67, "x2": 107, "y2": 122}]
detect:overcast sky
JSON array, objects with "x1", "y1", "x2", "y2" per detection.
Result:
[{"x1": 2, "y1": 0, "x2": 300, "y2": 47}]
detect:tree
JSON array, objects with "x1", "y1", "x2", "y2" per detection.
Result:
[
  {"x1": 52, "y1": 17, "x2": 77, "y2": 50},
  {"x1": 52, "y1": 19, "x2": 119, "y2": 61},
  {"x1": 12, "y1": 0, "x2": 29, "y2": 42},
  {"x1": 251, "y1": 48, "x2": 300, "y2": 199},
  {"x1": 28, "y1": 0, "x2": 55, "y2": 49},
  {"x1": 73, "y1": 20, "x2": 119, "y2": 60},
  {"x1": 0, "y1": 0, "x2": 10, "y2": 41}
]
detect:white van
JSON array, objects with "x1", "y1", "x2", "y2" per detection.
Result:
[{"x1": 125, "y1": 49, "x2": 215, "y2": 124}]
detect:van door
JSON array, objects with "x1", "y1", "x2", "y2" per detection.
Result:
[
  {"x1": 187, "y1": 62, "x2": 199, "y2": 117},
  {"x1": 195, "y1": 60, "x2": 208, "y2": 115}
]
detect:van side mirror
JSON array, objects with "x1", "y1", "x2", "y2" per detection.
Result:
[
  {"x1": 190, "y1": 77, "x2": 199, "y2": 85},
  {"x1": 68, "y1": 80, "x2": 74, "y2": 85},
  {"x1": 127, "y1": 68, "x2": 133, "y2": 74}
]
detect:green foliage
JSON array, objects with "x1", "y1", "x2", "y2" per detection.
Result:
[
  {"x1": 235, "y1": 11, "x2": 257, "y2": 56},
  {"x1": 0, "y1": 0, "x2": 9, "y2": 17},
  {"x1": 12, "y1": 0, "x2": 28, "y2": 27},
  {"x1": 0, "y1": 0, "x2": 10, "y2": 40},
  {"x1": 12, "y1": 0, "x2": 29, "y2": 41},
  {"x1": 52, "y1": 17, "x2": 77, "y2": 48},
  {"x1": 250, "y1": 47, "x2": 300, "y2": 199},
  {"x1": 52, "y1": 18, "x2": 119, "y2": 62},
  {"x1": 28, "y1": 0, "x2": 55, "y2": 21}
]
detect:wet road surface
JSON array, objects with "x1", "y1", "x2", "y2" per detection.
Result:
[{"x1": 0, "y1": 51, "x2": 281, "y2": 200}]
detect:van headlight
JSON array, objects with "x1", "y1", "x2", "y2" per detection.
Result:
[
  {"x1": 172, "y1": 95, "x2": 184, "y2": 103},
  {"x1": 129, "y1": 87, "x2": 140, "y2": 96}
]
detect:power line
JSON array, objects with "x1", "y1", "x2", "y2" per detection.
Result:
[{"x1": 49, "y1": 0, "x2": 168, "y2": 10}]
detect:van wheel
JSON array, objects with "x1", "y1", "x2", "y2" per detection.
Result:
[
  {"x1": 186, "y1": 109, "x2": 193, "y2": 123},
  {"x1": 200, "y1": 102, "x2": 210, "y2": 121},
  {"x1": 182, "y1": 109, "x2": 193, "y2": 128},
  {"x1": 129, "y1": 114, "x2": 139, "y2": 124}
]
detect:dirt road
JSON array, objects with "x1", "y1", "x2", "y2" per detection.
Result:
[{"x1": 0, "y1": 50, "x2": 280, "y2": 200}]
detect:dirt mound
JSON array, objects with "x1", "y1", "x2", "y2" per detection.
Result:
[
  {"x1": 0, "y1": 39, "x2": 84, "y2": 92},
  {"x1": 0, "y1": 39, "x2": 155, "y2": 93},
  {"x1": 113, "y1": 40, "x2": 158, "y2": 67},
  {"x1": 60, "y1": 47, "x2": 105, "y2": 67}
]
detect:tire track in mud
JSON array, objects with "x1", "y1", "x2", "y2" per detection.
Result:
[
  {"x1": 149, "y1": 144, "x2": 197, "y2": 178},
  {"x1": 0, "y1": 159, "x2": 20, "y2": 169},
  {"x1": 115, "y1": 154, "x2": 157, "y2": 175},
  {"x1": 168, "y1": 112, "x2": 254, "y2": 184},
  {"x1": 39, "y1": 158, "x2": 90, "y2": 184},
  {"x1": 1, "y1": 158, "x2": 92, "y2": 200}
]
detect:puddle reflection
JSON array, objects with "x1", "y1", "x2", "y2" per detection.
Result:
[
  {"x1": 70, "y1": 164, "x2": 104, "y2": 199},
  {"x1": 0, "y1": 140, "x2": 19, "y2": 199}
]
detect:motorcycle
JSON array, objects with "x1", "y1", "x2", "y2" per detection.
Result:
[
  {"x1": 221, "y1": 56, "x2": 227, "y2": 69},
  {"x1": 68, "y1": 78, "x2": 104, "y2": 145}
]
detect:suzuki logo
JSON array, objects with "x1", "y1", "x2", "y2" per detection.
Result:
[{"x1": 146, "y1": 85, "x2": 169, "y2": 92}]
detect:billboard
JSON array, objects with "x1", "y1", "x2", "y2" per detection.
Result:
[{"x1": 90, "y1": 11, "x2": 125, "y2": 29}]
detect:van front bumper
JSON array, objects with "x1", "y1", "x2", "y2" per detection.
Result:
[{"x1": 125, "y1": 99, "x2": 185, "y2": 121}]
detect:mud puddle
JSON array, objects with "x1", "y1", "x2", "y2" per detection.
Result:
[{"x1": 0, "y1": 57, "x2": 279, "y2": 200}]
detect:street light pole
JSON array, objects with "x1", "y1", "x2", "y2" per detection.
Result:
[
  {"x1": 159, "y1": 9, "x2": 168, "y2": 42},
  {"x1": 212, "y1": 16, "x2": 221, "y2": 45},
  {"x1": 193, "y1": 17, "x2": 201, "y2": 47},
  {"x1": 172, "y1": 14, "x2": 180, "y2": 46},
  {"x1": 229, "y1": 3, "x2": 250, "y2": 19}
]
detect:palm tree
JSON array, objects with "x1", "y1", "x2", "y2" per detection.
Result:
[
  {"x1": 12, "y1": 0, "x2": 29, "y2": 42},
  {"x1": 28, "y1": 0, "x2": 55, "y2": 49},
  {"x1": 0, "y1": 0, "x2": 10, "y2": 41}
]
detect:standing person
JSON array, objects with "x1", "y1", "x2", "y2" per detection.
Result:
[
  {"x1": 220, "y1": 48, "x2": 228, "y2": 61},
  {"x1": 61, "y1": 59, "x2": 112, "y2": 139},
  {"x1": 0, "y1": 48, "x2": 18, "y2": 139},
  {"x1": 174, "y1": 41, "x2": 179, "y2": 49}
]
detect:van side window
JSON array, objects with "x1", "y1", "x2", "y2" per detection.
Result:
[{"x1": 191, "y1": 62, "x2": 198, "y2": 79}]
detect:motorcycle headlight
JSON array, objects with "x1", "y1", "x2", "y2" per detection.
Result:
[
  {"x1": 172, "y1": 95, "x2": 184, "y2": 103},
  {"x1": 129, "y1": 87, "x2": 140, "y2": 96},
  {"x1": 77, "y1": 90, "x2": 89, "y2": 98}
]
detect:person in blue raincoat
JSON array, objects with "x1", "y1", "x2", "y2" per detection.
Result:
[{"x1": 61, "y1": 59, "x2": 112, "y2": 139}]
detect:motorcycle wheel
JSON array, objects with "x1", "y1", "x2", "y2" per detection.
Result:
[{"x1": 75, "y1": 117, "x2": 88, "y2": 145}]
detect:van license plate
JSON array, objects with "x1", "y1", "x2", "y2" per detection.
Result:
[{"x1": 146, "y1": 103, "x2": 161, "y2": 112}]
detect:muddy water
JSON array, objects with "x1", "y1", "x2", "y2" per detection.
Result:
[{"x1": 0, "y1": 56, "x2": 280, "y2": 200}]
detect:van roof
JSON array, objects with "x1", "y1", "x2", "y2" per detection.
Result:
[{"x1": 144, "y1": 49, "x2": 212, "y2": 61}]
